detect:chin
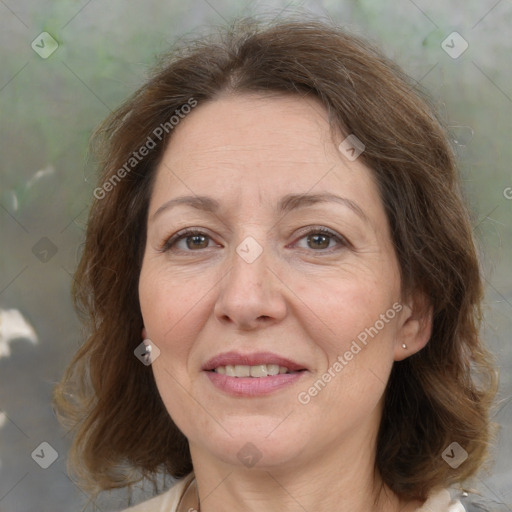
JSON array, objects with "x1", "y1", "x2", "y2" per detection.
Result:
[{"x1": 193, "y1": 415, "x2": 312, "y2": 469}]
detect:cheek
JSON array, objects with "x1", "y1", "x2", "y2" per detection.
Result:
[
  {"x1": 292, "y1": 270, "x2": 398, "y2": 347},
  {"x1": 296, "y1": 277, "x2": 398, "y2": 420},
  {"x1": 138, "y1": 266, "x2": 210, "y2": 429},
  {"x1": 139, "y1": 263, "x2": 209, "y2": 337},
  {"x1": 138, "y1": 262, "x2": 221, "y2": 394}
]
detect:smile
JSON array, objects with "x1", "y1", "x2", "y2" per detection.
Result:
[
  {"x1": 202, "y1": 352, "x2": 308, "y2": 396},
  {"x1": 212, "y1": 364, "x2": 297, "y2": 377}
]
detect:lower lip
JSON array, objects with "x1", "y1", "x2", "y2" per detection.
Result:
[{"x1": 205, "y1": 371, "x2": 305, "y2": 397}]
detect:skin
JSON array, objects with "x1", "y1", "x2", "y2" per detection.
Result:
[{"x1": 138, "y1": 93, "x2": 432, "y2": 512}]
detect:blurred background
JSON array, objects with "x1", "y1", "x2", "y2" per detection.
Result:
[{"x1": 0, "y1": 0, "x2": 511, "y2": 510}]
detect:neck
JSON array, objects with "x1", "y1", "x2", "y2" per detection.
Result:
[{"x1": 187, "y1": 433, "x2": 417, "y2": 512}]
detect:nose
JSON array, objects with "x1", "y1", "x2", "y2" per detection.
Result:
[{"x1": 213, "y1": 242, "x2": 287, "y2": 331}]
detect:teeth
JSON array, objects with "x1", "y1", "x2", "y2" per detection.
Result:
[
  {"x1": 266, "y1": 364, "x2": 280, "y2": 376},
  {"x1": 235, "y1": 365, "x2": 251, "y2": 377},
  {"x1": 214, "y1": 364, "x2": 290, "y2": 377}
]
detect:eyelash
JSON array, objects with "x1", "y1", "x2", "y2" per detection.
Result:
[{"x1": 159, "y1": 226, "x2": 349, "y2": 253}]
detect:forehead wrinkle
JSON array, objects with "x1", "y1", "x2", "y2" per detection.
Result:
[
  {"x1": 168, "y1": 150, "x2": 336, "y2": 171},
  {"x1": 170, "y1": 125, "x2": 332, "y2": 154}
]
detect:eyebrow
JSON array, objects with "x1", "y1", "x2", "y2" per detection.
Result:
[{"x1": 151, "y1": 192, "x2": 368, "y2": 223}]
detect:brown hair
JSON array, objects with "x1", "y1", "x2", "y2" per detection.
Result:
[{"x1": 54, "y1": 15, "x2": 498, "y2": 500}]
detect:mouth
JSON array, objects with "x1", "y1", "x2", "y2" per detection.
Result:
[
  {"x1": 202, "y1": 351, "x2": 307, "y2": 374},
  {"x1": 210, "y1": 364, "x2": 304, "y2": 378},
  {"x1": 202, "y1": 352, "x2": 308, "y2": 396}
]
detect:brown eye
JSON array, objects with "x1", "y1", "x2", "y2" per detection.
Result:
[
  {"x1": 186, "y1": 234, "x2": 210, "y2": 250},
  {"x1": 307, "y1": 233, "x2": 331, "y2": 250},
  {"x1": 293, "y1": 227, "x2": 347, "y2": 251},
  {"x1": 161, "y1": 229, "x2": 216, "y2": 252}
]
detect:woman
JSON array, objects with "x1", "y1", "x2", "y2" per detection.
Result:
[{"x1": 54, "y1": 16, "x2": 497, "y2": 512}]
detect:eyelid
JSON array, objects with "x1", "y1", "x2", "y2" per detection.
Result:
[
  {"x1": 159, "y1": 227, "x2": 219, "y2": 252},
  {"x1": 290, "y1": 225, "x2": 351, "y2": 251},
  {"x1": 159, "y1": 225, "x2": 351, "y2": 253}
]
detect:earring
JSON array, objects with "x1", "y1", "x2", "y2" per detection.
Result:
[
  {"x1": 143, "y1": 339, "x2": 152, "y2": 364},
  {"x1": 401, "y1": 343, "x2": 407, "y2": 349}
]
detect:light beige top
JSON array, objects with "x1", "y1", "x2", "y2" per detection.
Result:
[{"x1": 121, "y1": 473, "x2": 466, "y2": 512}]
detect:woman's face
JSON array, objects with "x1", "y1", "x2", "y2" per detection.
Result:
[{"x1": 139, "y1": 93, "x2": 415, "y2": 471}]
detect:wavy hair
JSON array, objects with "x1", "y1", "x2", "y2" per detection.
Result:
[{"x1": 54, "y1": 15, "x2": 498, "y2": 500}]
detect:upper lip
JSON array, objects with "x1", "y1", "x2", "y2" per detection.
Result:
[{"x1": 202, "y1": 351, "x2": 307, "y2": 372}]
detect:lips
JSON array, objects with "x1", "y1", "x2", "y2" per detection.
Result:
[{"x1": 202, "y1": 351, "x2": 308, "y2": 396}]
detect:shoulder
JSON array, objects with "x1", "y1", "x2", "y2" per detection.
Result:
[
  {"x1": 416, "y1": 488, "x2": 466, "y2": 512},
  {"x1": 119, "y1": 479, "x2": 465, "y2": 512},
  {"x1": 119, "y1": 473, "x2": 195, "y2": 512}
]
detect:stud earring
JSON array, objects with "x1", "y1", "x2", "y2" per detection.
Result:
[
  {"x1": 143, "y1": 339, "x2": 152, "y2": 364},
  {"x1": 401, "y1": 343, "x2": 407, "y2": 349}
]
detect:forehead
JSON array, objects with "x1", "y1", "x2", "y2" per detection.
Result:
[{"x1": 150, "y1": 93, "x2": 379, "y2": 212}]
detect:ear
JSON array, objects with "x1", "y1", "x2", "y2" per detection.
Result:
[
  {"x1": 142, "y1": 327, "x2": 148, "y2": 340},
  {"x1": 394, "y1": 291, "x2": 433, "y2": 361}
]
